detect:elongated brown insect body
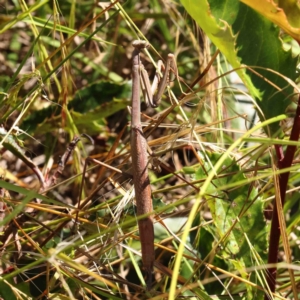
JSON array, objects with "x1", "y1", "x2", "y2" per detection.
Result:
[
  {"x1": 131, "y1": 41, "x2": 155, "y2": 289},
  {"x1": 131, "y1": 127, "x2": 155, "y2": 269}
]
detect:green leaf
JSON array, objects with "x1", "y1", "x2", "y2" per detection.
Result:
[
  {"x1": 180, "y1": 0, "x2": 260, "y2": 98},
  {"x1": 0, "y1": 280, "x2": 17, "y2": 300},
  {"x1": 180, "y1": 0, "x2": 298, "y2": 136},
  {"x1": 195, "y1": 152, "x2": 267, "y2": 298}
]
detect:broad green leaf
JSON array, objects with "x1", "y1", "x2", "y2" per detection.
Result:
[
  {"x1": 0, "y1": 280, "x2": 17, "y2": 300},
  {"x1": 195, "y1": 152, "x2": 267, "y2": 298},
  {"x1": 180, "y1": 0, "x2": 298, "y2": 136},
  {"x1": 179, "y1": 0, "x2": 260, "y2": 98}
]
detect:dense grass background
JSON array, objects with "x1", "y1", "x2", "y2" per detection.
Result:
[{"x1": 0, "y1": 1, "x2": 299, "y2": 299}]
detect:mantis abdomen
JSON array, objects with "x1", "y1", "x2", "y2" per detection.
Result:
[{"x1": 131, "y1": 126, "x2": 154, "y2": 288}]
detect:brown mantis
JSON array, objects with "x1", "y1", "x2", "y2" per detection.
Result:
[
  {"x1": 71, "y1": 40, "x2": 176, "y2": 290},
  {"x1": 131, "y1": 40, "x2": 176, "y2": 289}
]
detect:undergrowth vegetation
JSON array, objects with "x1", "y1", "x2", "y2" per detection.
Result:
[{"x1": 0, "y1": 1, "x2": 299, "y2": 299}]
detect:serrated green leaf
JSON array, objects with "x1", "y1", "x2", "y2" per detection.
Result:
[
  {"x1": 180, "y1": 0, "x2": 260, "y2": 99},
  {"x1": 195, "y1": 152, "x2": 267, "y2": 299},
  {"x1": 232, "y1": 4, "x2": 297, "y2": 136},
  {"x1": 180, "y1": 0, "x2": 298, "y2": 136}
]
